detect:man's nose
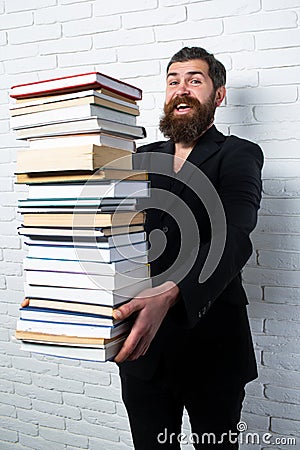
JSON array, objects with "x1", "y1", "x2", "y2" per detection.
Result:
[{"x1": 175, "y1": 81, "x2": 190, "y2": 96}]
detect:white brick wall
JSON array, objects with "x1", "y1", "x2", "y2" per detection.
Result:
[{"x1": 0, "y1": 1, "x2": 299, "y2": 448}]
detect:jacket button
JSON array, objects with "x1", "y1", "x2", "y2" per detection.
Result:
[{"x1": 162, "y1": 226, "x2": 168, "y2": 233}]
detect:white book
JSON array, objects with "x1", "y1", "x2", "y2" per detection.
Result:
[
  {"x1": 16, "y1": 318, "x2": 129, "y2": 339},
  {"x1": 14, "y1": 117, "x2": 146, "y2": 140},
  {"x1": 26, "y1": 241, "x2": 148, "y2": 262},
  {"x1": 23, "y1": 231, "x2": 146, "y2": 248},
  {"x1": 17, "y1": 225, "x2": 145, "y2": 238},
  {"x1": 18, "y1": 198, "x2": 137, "y2": 207},
  {"x1": 24, "y1": 278, "x2": 152, "y2": 305},
  {"x1": 11, "y1": 104, "x2": 136, "y2": 129},
  {"x1": 28, "y1": 132, "x2": 136, "y2": 151},
  {"x1": 25, "y1": 265, "x2": 150, "y2": 290},
  {"x1": 23, "y1": 256, "x2": 148, "y2": 275},
  {"x1": 20, "y1": 307, "x2": 122, "y2": 326},
  {"x1": 27, "y1": 180, "x2": 149, "y2": 200},
  {"x1": 19, "y1": 338, "x2": 125, "y2": 362}
]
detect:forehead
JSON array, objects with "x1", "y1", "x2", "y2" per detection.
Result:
[{"x1": 167, "y1": 59, "x2": 210, "y2": 77}]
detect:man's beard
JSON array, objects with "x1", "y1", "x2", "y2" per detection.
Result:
[{"x1": 159, "y1": 94, "x2": 216, "y2": 144}]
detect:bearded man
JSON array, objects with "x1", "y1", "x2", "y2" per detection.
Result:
[{"x1": 114, "y1": 47, "x2": 264, "y2": 449}]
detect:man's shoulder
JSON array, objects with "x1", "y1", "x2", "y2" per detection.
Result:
[
  {"x1": 136, "y1": 140, "x2": 168, "y2": 154},
  {"x1": 224, "y1": 133, "x2": 264, "y2": 164}
]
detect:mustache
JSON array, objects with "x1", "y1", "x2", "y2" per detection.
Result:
[{"x1": 164, "y1": 96, "x2": 202, "y2": 113}]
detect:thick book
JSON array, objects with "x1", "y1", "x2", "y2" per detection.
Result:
[
  {"x1": 11, "y1": 103, "x2": 137, "y2": 130},
  {"x1": 10, "y1": 90, "x2": 139, "y2": 117},
  {"x1": 21, "y1": 211, "x2": 145, "y2": 228},
  {"x1": 18, "y1": 337, "x2": 126, "y2": 362},
  {"x1": 22, "y1": 230, "x2": 146, "y2": 247},
  {"x1": 18, "y1": 197, "x2": 137, "y2": 209},
  {"x1": 14, "y1": 117, "x2": 146, "y2": 140},
  {"x1": 10, "y1": 72, "x2": 142, "y2": 101},
  {"x1": 23, "y1": 256, "x2": 148, "y2": 275},
  {"x1": 16, "y1": 168, "x2": 148, "y2": 185},
  {"x1": 25, "y1": 240, "x2": 148, "y2": 262},
  {"x1": 25, "y1": 265, "x2": 150, "y2": 290},
  {"x1": 27, "y1": 132, "x2": 136, "y2": 151},
  {"x1": 17, "y1": 224, "x2": 145, "y2": 237},
  {"x1": 24, "y1": 278, "x2": 152, "y2": 305},
  {"x1": 16, "y1": 318, "x2": 129, "y2": 339},
  {"x1": 16, "y1": 144, "x2": 133, "y2": 173},
  {"x1": 26, "y1": 180, "x2": 149, "y2": 199},
  {"x1": 19, "y1": 306, "x2": 123, "y2": 326}
]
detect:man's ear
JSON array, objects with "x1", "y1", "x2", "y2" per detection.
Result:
[{"x1": 215, "y1": 86, "x2": 226, "y2": 107}]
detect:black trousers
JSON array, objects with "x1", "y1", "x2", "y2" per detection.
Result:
[{"x1": 120, "y1": 366, "x2": 245, "y2": 450}]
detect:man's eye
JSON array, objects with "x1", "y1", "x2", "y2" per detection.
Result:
[
  {"x1": 169, "y1": 81, "x2": 179, "y2": 86},
  {"x1": 190, "y1": 79, "x2": 201, "y2": 84}
]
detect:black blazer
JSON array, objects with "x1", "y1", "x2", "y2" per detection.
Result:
[{"x1": 119, "y1": 126, "x2": 263, "y2": 385}]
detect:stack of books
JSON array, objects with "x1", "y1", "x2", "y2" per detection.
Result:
[{"x1": 10, "y1": 72, "x2": 152, "y2": 362}]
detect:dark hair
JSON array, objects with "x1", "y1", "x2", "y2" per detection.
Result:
[{"x1": 166, "y1": 47, "x2": 226, "y2": 90}]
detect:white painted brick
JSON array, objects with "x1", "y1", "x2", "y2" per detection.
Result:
[
  {"x1": 17, "y1": 408, "x2": 65, "y2": 430},
  {"x1": 0, "y1": 11, "x2": 33, "y2": 30},
  {"x1": 227, "y1": 86, "x2": 297, "y2": 105},
  {"x1": 85, "y1": 383, "x2": 122, "y2": 402},
  {"x1": 13, "y1": 355, "x2": 59, "y2": 375},
  {"x1": 39, "y1": 36, "x2": 92, "y2": 55},
  {"x1": 244, "y1": 283, "x2": 262, "y2": 300},
  {"x1": 9, "y1": 23, "x2": 61, "y2": 44},
  {"x1": 81, "y1": 359, "x2": 118, "y2": 374},
  {"x1": 0, "y1": 403, "x2": 15, "y2": 417},
  {"x1": 241, "y1": 412, "x2": 270, "y2": 431},
  {"x1": 59, "y1": 365, "x2": 110, "y2": 384},
  {"x1": 263, "y1": 352, "x2": 300, "y2": 371},
  {"x1": 244, "y1": 396, "x2": 300, "y2": 420},
  {"x1": 15, "y1": 383, "x2": 62, "y2": 403},
  {"x1": 66, "y1": 418, "x2": 119, "y2": 441},
  {"x1": 254, "y1": 104, "x2": 300, "y2": 123},
  {"x1": 233, "y1": 47, "x2": 300, "y2": 69},
  {"x1": 0, "y1": 415, "x2": 38, "y2": 435},
  {"x1": 6, "y1": 0, "x2": 56, "y2": 13},
  {"x1": 263, "y1": 0, "x2": 300, "y2": 10},
  {"x1": 40, "y1": 427, "x2": 90, "y2": 449},
  {"x1": 3, "y1": 249, "x2": 27, "y2": 263},
  {"x1": 0, "y1": 1, "x2": 3, "y2": 14},
  {"x1": 265, "y1": 320, "x2": 300, "y2": 337},
  {"x1": 260, "y1": 198, "x2": 300, "y2": 216},
  {"x1": 0, "y1": 379, "x2": 14, "y2": 393},
  {"x1": 0, "y1": 30, "x2": 6, "y2": 45},
  {"x1": 231, "y1": 122, "x2": 300, "y2": 142},
  {"x1": 94, "y1": 0, "x2": 157, "y2": 16},
  {"x1": 0, "y1": 274, "x2": 6, "y2": 288},
  {"x1": 183, "y1": 34, "x2": 255, "y2": 54},
  {"x1": 265, "y1": 286, "x2": 300, "y2": 304},
  {"x1": 271, "y1": 417, "x2": 300, "y2": 438},
  {"x1": 263, "y1": 160, "x2": 300, "y2": 179},
  {"x1": 260, "y1": 67, "x2": 300, "y2": 86},
  {"x1": 249, "y1": 318, "x2": 264, "y2": 333},
  {"x1": 188, "y1": 0, "x2": 260, "y2": 20},
  {"x1": 255, "y1": 335, "x2": 300, "y2": 355},
  {"x1": 258, "y1": 250, "x2": 300, "y2": 270},
  {"x1": 19, "y1": 434, "x2": 66, "y2": 450},
  {"x1": 0, "y1": 261, "x2": 21, "y2": 276},
  {"x1": 63, "y1": 16, "x2": 121, "y2": 37},
  {"x1": 250, "y1": 302, "x2": 300, "y2": 322},
  {"x1": 215, "y1": 106, "x2": 254, "y2": 124},
  {"x1": 0, "y1": 236, "x2": 20, "y2": 249},
  {"x1": 35, "y1": 3, "x2": 92, "y2": 24},
  {"x1": 224, "y1": 10, "x2": 297, "y2": 34},
  {"x1": 256, "y1": 28, "x2": 300, "y2": 50},
  {"x1": 81, "y1": 408, "x2": 129, "y2": 431},
  {"x1": 94, "y1": 28, "x2": 155, "y2": 49},
  {"x1": 58, "y1": 49, "x2": 116, "y2": 68},
  {"x1": 0, "y1": 428, "x2": 18, "y2": 443},
  {"x1": 63, "y1": 392, "x2": 116, "y2": 413},
  {"x1": 33, "y1": 398, "x2": 81, "y2": 419},
  {"x1": 31, "y1": 373, "x2": 84, "y2": 393},
  {"x1": 123, "y1": 6, "x2": 185, "y2": 29},
  {"x1": 118, "y1": 42, "x2": 181, "y2": 63},
  {"x1": 5, "y1": 55, "x2": 57, "y2": 74},
  {"x1": 265, "y1": 385, "x2": 300, "y2": 405},
  {"x1": 96, "y1": 61, "x2": 160, "y2": 82},
  {"x1": 155, "y1": 18, "x2": 223, "y2": 41},
  {"x1": 244, "y1": 266, "x2": 300, "y2": 287}
]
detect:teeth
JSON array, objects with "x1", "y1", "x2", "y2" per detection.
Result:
[{"x1": 176, "y1": 103, "x2": 189, "y2": 110}]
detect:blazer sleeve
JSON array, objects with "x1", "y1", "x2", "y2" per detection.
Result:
[{"x1": 172, "y1": 139, "x2": 264, "y2": 328}]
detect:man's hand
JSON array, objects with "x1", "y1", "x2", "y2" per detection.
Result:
[{"x1": 113, "y1": 281, "x2": 180, "y2": 363}]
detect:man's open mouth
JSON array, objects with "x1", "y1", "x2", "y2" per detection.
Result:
[{"x1": 175, "y1": 103, "x2": 192, "y2": 111}]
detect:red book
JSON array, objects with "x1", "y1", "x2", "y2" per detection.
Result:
[{"x1": 10, "y1": 72, "x2": 142, "y2": 101}]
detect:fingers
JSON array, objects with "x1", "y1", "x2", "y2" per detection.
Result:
[
  {"x1": 114, "y1": 334, "x2": 141, "y2": 363},
  {"x1": 113, "y1": 298, "x2": 142, "y2": 321},
  {"x1": 21, "y1": 298, "x2": 29, "y2": 307}
]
